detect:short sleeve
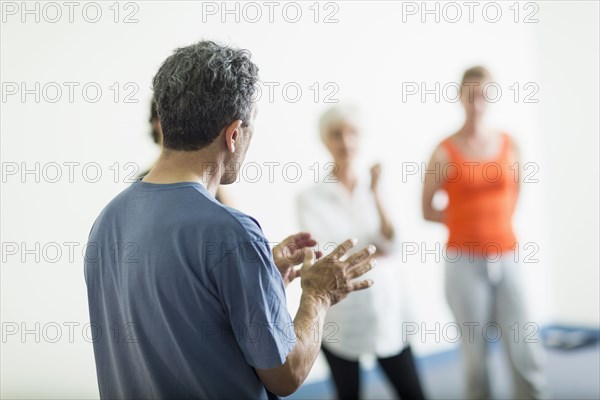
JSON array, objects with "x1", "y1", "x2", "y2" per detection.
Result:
[{"x1": 209, "y1": 240, "x2": 297, "y2": 369}]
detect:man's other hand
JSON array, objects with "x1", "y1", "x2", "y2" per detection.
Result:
[{"x1": 273, "y1": 232, "x2": 322, "y2": 286}]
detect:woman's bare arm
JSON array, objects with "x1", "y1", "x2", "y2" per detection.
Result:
[{"x1": 422, "y1": 145, "x2": 448, "y2": 223}]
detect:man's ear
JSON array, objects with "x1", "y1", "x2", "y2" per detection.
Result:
[{"x1": 224, "y1": 120, "x2": 243, "y2": 153}]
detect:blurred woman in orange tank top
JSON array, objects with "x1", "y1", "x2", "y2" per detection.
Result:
[{"x1": 422, "y1": 66, "x2": 548, "y2": 399}]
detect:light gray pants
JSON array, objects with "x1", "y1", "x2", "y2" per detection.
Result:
[{"x1": 445, "y1": 253, "x2": 548, "y2": 399}]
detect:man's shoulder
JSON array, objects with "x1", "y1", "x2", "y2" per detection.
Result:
[
  {"x1": 214, "y1": 205, "x2": 267, "y2": 243},
  {"x1": 152, "y1": 187, "x2": 267, "y2": 244}
]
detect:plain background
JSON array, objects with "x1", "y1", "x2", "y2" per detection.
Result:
[{"x1": 1, "y1": 1, "x2": 598, "y2": 398}]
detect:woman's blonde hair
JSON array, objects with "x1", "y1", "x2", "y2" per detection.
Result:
[{"x1": 461, "y1": 65, "x2": 492, "y2": 85}]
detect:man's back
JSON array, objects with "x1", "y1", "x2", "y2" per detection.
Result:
[{"x1": 84, "y1": 180, "x2": 295, "y2": 399}]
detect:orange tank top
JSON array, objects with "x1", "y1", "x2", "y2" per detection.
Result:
[{"x1": 442, "y1": 133, "x2": 518, "y2": 259}]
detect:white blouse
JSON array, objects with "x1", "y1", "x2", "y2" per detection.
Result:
[{"x1": 296, "y1": 175, "x2": 406, "y2": 360}]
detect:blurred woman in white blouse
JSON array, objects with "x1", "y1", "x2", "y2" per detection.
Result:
[{"x1": 297, "y1": 105, "x2": 425, "y2": 400}]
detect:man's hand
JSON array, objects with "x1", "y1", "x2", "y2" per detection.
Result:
[
  {"x1": 300, "y1": 238, "x2": 376, "y2": 306},
  {"x1": 256, "y1": 238, "x2": 376, "y2": 396},
  {"x1": 273, "y1": 232, "x2": 322, "y2": 286}
]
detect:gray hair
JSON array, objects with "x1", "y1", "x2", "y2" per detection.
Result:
[
  {"x1": 318, "y1": 105, "x2": 361, "y2": 141},
  {"x1": 152, "y1": 40, "x2": 259, "y2": 151}
]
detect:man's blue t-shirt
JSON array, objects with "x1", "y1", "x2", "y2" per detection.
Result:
[{"x1": 84, "y1": 180, "x2": 297, "y2": 399}]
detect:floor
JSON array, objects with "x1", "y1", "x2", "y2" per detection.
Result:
[{"x1": 287, "y1": 342, "x2": 600, "y2": 399}]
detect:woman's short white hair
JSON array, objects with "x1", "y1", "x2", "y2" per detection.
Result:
[{"x1": 318, "y1": 105, "x2": 361, "y2": 141}]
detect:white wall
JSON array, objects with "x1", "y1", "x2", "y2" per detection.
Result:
[
  {"x1": 1, "y1": 1, "x2": 597, "y2": 398},
  {"x1": 532, "y1": 1, "x2": 600, "y2": 327}
]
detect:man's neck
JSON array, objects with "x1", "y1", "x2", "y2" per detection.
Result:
[{"x1": 142, "y1": 149, "x2": 222, "y2": 197}]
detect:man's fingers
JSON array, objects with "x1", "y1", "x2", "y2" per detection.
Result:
[
  {"x1": 301, "y1": 248, "x2": 315, "y2": 269},
  {"x1": 295, "y1": 234, "x2": 317, "y2": 249},
  {"x1": 300, "y1": 238, "x2": 318, "y2": 248},
  {"x1": 287, "y1": 248, "x2": 305, "y2": 264},
  {"x1": 288, "y1": 232, "x2": 309, "y2": 241},
  {"x1": 350, "y1": 279, "x2": 374, "y2": 292},
  {"x1": 328, "y1": 238, "x2": 357, "y2": 261},
  {"x1": 347, "y1": 258, "x2": 376, "y2": 279},
  {"x1": 345, "y1": 245, "x2": 376, "y2": 268},
  {"x1": 288, "y1": 232, "x2": 315, "y2": 248},
  {"x1": 288, "y1": 267, "x2": 301, "y2": 282},
  {"x1": 284, "y1": 232, "x2": 317, "y2": 255}
]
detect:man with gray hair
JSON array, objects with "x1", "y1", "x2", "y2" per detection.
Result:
[{"x1": 84, "y1": 40, "x2": 376, "y2": 399}]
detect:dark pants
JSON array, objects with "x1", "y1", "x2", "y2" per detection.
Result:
[{"x1": 321, "y1": 345, "x2": 426, "y2": 400}]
